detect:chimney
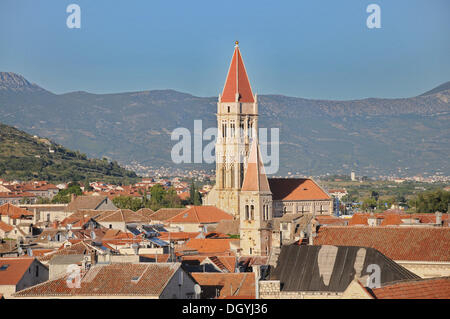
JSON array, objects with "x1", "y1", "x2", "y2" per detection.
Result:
[
  {"x1": 90, "y1": 250, "x2": 97, "y2": 266},
  {"x1": 435, "y1": 211, "x2": 442, "y2": 226}
]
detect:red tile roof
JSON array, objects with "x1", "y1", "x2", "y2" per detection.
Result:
[
  {"x1": 151, "y1": 208, "x2": 186, "y2": 222},
  {"x1": 191, "y1": 273, "x2": 256, "y2": 299},
  {"x1": 158, "y1": 232, "x2": 200, "y2": 241},
  {"x1": 221, "y1": 43, "x2": 254, "y2": 103},
  {"x1": 167, "y1": 206, "x2": 233, "y2": 224},
  {"x1": 313, "y1": 226, "x2": 450, "y2": 262},
  {"x1": 139, "y1": 254, "x2": 170, "y2": 262},
  {"x1": 268, "y1": 178, "x2": 331, "y2": 201},
  {"x1": 348, "y1": 212, "x2": 449, "y2": 226},
  {"x1": 0, "y1": 257, "x2": 35, "y2": 285},
  {"x1": 0, "y1": 203, "x2": 33, "y2": 219},
  {"x1": 14, "y1": 263, "x2": 182, "y2": 297},
  {"x1": 370, "y1": 277, "x2": 450, "y2": 299},
  {"x1": 177, "y1": 238, "x2": 237, "y2": 255},
  {"x1": 314, "y1": 215, "x2": 347, "y2": 226},
  {"x1": 38, "y1": 241, "x2": 97, "y2": 262},
  {"x1": 0, "y1": 221, "x2": 13, "y2": 232},
  {"x1": 95, "y1": 209, "x2": 152, "y2": 223},
  {"x1": 181, "y1": 255, "x2": 236, "y2": 273}
]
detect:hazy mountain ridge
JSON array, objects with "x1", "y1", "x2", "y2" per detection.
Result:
[{"x1": 0, "y1": 72, "x2": 449, "y2": 176}]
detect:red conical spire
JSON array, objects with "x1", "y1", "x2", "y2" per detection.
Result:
[
  {"x1": 221, "y1": 41, "x2": 255, "y2": 103},
  {"x1": 241, "y1": 137, "x2": 270, "y2": 192}
]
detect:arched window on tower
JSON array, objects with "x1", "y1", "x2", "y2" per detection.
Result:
[
  {"x1": 230, "y1": 165, "x2": 234, "y2": 189},
  {"x1": 221, "y1": 167, "x2": 225, "y2": 188},
  {"x1": 240, "y1": 162, "x2": 244, "y2": 188},
  {"x1": 222, "y1": 122, "x2": 226, "y2": 138},
  {"x1": 250, "y1": 205, "x2": 255, "y2": 220},
  {"x1": 245, "y1": 205, "x2": 249, "y2": 220}
]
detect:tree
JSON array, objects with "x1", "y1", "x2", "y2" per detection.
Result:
[
  {"x1": 188, "y1": 182, "x2": 202, "y2": 206},
  {"x1": 52, "y1": 182, "x2": 82, "y2": 203},
  {"x1": 84, "y1": 180, "x2": 93, "y2": 192},
  {"x1": 112, "y1": 196, "x2": 143, "y2": 211},
  {"x1": 408, "y1": 189, "x2": 449, "y2": 213},
  {"x1": 361, "y1": 197, "x2": 377, "y2": 211},
  {"x1": 162, "y1": 187, "x2": 182, "y2": 208}
]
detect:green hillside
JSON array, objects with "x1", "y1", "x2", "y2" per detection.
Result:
[{"x1": 0, "y1": 123, "x2": 138, "y2": 183}]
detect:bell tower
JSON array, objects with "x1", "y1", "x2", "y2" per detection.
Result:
[
  {"x1": 204, "y1": 42, "x2": 258, "y2": 216},
  {"x1": 239, "y1": 137, "x2": 273, "y2": 256}
]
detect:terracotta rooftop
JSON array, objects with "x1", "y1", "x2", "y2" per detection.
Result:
[
  {"x1": 181, "y1": 255, "x2": 236, "y2": 273},
  {"x1": 158, "y1": 231, "x2": 200, "y2": 241},
  {"x1": 0, "y1": 257, "x2": 35, "y2": 285},
  {"x1": 167, "y1": 206, "x2": 233, "y2": 224},
  {"x1": 370, "y1": 277, "x2": 450, "y2": 299},
  {"x1": 313, "y1": 226, "x2": 450, "y2": 262},
  {"x1": 0, "y1": 221, "x2": 13, "y2": 232},
  {"x1": 177, "y1": 238, "x2": 238, "y2": 255},
  {"x1": 221, "y1": 43, "x2": 254, "y2": 103},
  {"x1": 39, "y1": 241, "x2": 98, "y2": 262},
  {"x1": 95, "y1": 209, "x2": 152, "y2": 224},
  {"x1": 65, "y1": 196, "x2": 109, "y2": 212},
  {"x1": 136, "y1": 208, "x2": 155, "y2": 219},
  {"x1": 14, "y1": 263, "x2": 182, "y2": 297},
  {"x1": 151, "y1": 208, "x2": 186, "y2": 222},
  {"x1": 314, "y1": 215, "x2": 348, "y2": 226},
  {"x1": 214, "y1": 219, "x2": 240, "y2": 236},
  {"x1": 349, "y1": 212, "x2": 449, "y2": 226},
  {"x1": 268, "y1": 178, "x2": 330, "y2": 201},
  {"x1": 191, "y1": 273, "x2": 255, "y2": 299},
  {"x1": 0, "y1": 203, "x2": 33, "y2": 219}
]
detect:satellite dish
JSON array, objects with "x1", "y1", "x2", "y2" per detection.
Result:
[{"x1": 194, "y1": 284, "x2": 201, "y2": 295}]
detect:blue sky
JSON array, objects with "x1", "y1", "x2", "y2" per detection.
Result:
[{"x1": 0, "y1": 0, "x2": 449, "y2": 100}]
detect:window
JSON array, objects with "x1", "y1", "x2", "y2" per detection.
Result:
[
  {"x1": 240, "y1": 163, "x2": 244, "y2": 188},
  {"x1": 245, "y1": 205, "x2": 249, "y2": 220},
  {"x1": 221, "y1": 167, "x2": 226, "y2": 188},
  {"x1": 109, "y1": 224, "x2": 112, "y2": 229},
  {"x1": 227, "y1": 106, "x2": 230, "y2": 113},
  {"x1": 250, "y1": 205, "x2": 255, "y2": 220},
  {"x1": 230, "y1": 166, "x2": 234, "y2": 188},
  {"x1": 222, "y1": 122, "x2": 227, "y2": 138},
  {"x1": 35, "y1": 265, "x2": 39, "y2": 277}
]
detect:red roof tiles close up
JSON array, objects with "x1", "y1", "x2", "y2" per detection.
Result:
[{"x1": 370, "y1": 277, "x2": 450, "y2": 299}]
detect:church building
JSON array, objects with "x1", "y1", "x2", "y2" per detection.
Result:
[{"x1": 204, "y1": 42, "x2": 333, "y2": 256}]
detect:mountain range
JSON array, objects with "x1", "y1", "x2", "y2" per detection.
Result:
[{"x1": 0, "y1": 72, "x2": 449, "y2": 177}]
